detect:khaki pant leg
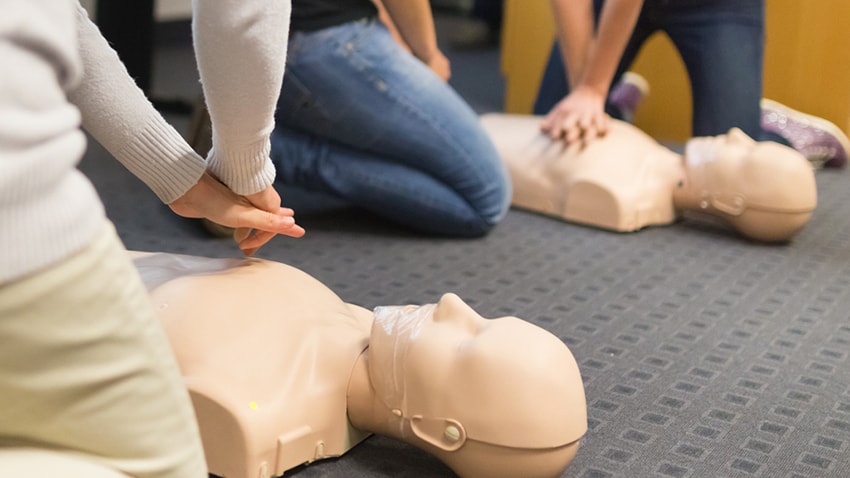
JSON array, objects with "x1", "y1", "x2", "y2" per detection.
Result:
[
  {"x1": 0, "y1": 448, "x2": 129, "y2": 478},
  {"x1": 0, "y1": 222, "x2": 206, "y2": 478}
]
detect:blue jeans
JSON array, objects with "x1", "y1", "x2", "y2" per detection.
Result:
[
  {"x1": 271, "y1": 18, "x2": 511, "y2": 237},
  {"x1": 534, "y1": 0, "x2": 787, "y2": 143}
]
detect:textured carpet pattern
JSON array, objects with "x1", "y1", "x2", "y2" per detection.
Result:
[
  {"x1": 82, "y1": 139, "x2": 850, "y2": 477},
  {"x1": 73, "y1": 11, "x2": 850, "y2": 477}
]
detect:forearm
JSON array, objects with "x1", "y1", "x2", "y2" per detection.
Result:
[
  {"x1": 550, "y1": 0, "x2": 595, "y2": 88},
  {"x1": 578, "y1": 0, "x2": 643, "y2": 95},
  {"x1": 372, "y1": 0, "x2": 409, "y2": 51},
  {"x1": 378, "y1": 0, "x2": 439, "y2": 63},
  {"x1": 67, "y1": 4, "x2": 205, "y2": 204},
  {"x1": 192, "y1": 0, "x2": 291, "y2": 195}
]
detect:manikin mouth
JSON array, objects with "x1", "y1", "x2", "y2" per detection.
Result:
[{"x1": 684, "y1": 137, "x2": 719, "y2": 168}]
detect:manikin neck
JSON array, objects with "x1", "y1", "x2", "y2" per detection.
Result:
[
  {"x1": 346, "y1": 350, "x2": 406, "y2": 440},
  {"x1": 671, "y1": 153, "x2": 707, "y2": 213}
]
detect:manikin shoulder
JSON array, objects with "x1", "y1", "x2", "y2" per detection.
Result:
[
  {"x1": 132, "y1": 252, "x2": 372, "y2": 477},
  {"x1": 481, "y1": 115, "x2": 683, "y2": 231}
]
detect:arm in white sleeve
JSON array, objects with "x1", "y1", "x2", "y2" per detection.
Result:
[
  {"x1": 192, "y1": 0, "x2": 291, "y2": 196},
  {"x1": 67, "y1": 4, "x2": 206, "y2": 204}
]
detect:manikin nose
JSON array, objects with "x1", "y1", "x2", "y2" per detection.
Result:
[
  {"x1": 726, "y1": 127, "x2": 755, "y2": 145},
  {"x1": 432, "y1": 293, "x2": 480, "y2": 325}
]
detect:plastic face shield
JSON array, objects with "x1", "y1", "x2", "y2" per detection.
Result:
[
  {"x1": 366, "y1": 302, "x2": 587, "y2": 450},
  {"x1": 368, "y1": 303, "x2": 436, "y2": 419}
]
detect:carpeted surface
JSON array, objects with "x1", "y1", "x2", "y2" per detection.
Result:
[
  {"x1": 82, "y1": 135, "x2": 850, "y2": 477},
  {"x1": 78, "y1": 10, "x2": 850, "y2": 478}
]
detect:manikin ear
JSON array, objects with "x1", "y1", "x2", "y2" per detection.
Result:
[{"x1": 410, "y1": 416, "x2": 467, "y2": 451}]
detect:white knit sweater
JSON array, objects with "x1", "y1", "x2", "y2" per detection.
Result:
[{"x1": 0, "y1": 0, "x2": 290, "y2": 284}]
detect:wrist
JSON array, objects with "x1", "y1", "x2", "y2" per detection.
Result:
[
  {"x1": 411, "y1": 43, "x2": 439, "y2": 63},
  {"x1": 206, "y1": 138, "x2": 276, "y2": 196},
  {"x1": 574, "y1": 81, "x2": 610, "y2": 99}
]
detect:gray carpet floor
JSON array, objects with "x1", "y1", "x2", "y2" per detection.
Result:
[{"x1": 79, "y1": 11, "x2": 850, "y2": 478}]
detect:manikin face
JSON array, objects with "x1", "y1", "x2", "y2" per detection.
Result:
[
  {"x1": 680, "y1": 128, "x2": 816, "y2": 241},
  {"x1": 368, "y1": 293, "x2": 586, "y2": 450},
  {"x1": 684, "y1": 127, "x2": 815, "y2": 212},
  {"x1": 685, "y1": 127, "x2": 758, "y2": 173}
]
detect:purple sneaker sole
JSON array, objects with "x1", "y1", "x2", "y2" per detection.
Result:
[
  {"x1": 609, "y1": 72, "x2": 650, "y2": 123},
  {"x1": 761, "y1": 98, "x2": 850, "y2": 169}
]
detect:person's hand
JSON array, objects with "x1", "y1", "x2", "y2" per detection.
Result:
[
  {"x1": 233, "y1": 186, "x2": 297, "y2": 256},
  {"x1": 540, "y1": 85, "x2": 610, "y2": 146},
  {"x1": 169, "y1": 173, "x2": 305, "y2": 256},
  {"x1": 424, "y1": 50, "x2": 451, "y2": 82}
]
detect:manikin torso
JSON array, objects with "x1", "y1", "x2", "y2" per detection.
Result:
[
  {"x1": 481, "y1": 113, "x2": 817, "y2": 241},
  {"x1": 481, "y1": 113, "x2": 684, "y2": 232},
  {"x1": 133, "y1": 253, "x2": 372, "y2": 478},
  {"x1": 133, "y1": 252, "x2": 588, "y2": 478}
]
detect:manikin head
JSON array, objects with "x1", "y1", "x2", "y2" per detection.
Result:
[
  {"x1": 677, "y1": 128, "x2": 817, "y2": 241},
  {"x1": 366, "y1": 293, "x2": 587, "y2": 478}
]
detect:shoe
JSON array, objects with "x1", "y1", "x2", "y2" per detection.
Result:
[
  {"x1": 761, "y1": 98, "x2": 849, "y2": 169},
  {"x1": 608, "y1": 72, "x2": 650, "y2": 123}
]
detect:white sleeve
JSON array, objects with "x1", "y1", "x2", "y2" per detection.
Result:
[
  {"x1": 67, "y1": 3, "x2": 206, "y2": 204},
  {"x1": 192, "y1": 0, "x2": 291, "y2": 195}
]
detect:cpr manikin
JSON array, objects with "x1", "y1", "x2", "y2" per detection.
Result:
[
  {"x1": 132, "y1": 252, "x2": 586, "y2": 478},
  {"x1": 481, "y1": 114, "x2": 817, "y2": 242}
]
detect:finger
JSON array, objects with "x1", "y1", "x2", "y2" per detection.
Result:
[
  {"x1": 557, "y1": 113, "x2": 581, "y2": 142},
  {"x1": 246, "y1": 187, "x2": 283, "y2": 214},
  {"x1": 566, "y1": 127, "x2": 584, "y2": 144},
  {"x1": 283, "y1": 223, "x2": 306, "y2": 238},
  {"x1": 233, "y1": 209, "x2": 297, "y2": 233},
  {"x1": 540, "y1": 112, "x2": 556, "y2": 133},
  {"x1": 577, "y1": 113, "x2": 594, "y2": 132},
  {"x1": 542, "y1": 104, "x2": 570, "y2": 135},
  {"x1": 581, "y1": 124, "x2": 598, "y2": 147},
  {"x1": 598, "y1": 114, "x2": 611, "y2": 136},
  {"x1": 564, "y1": 119, "x2": 584, "y2": 144},
  {"x1": 238, "y1": 229, "x2": 277, "y2": 257},
  {"x1": 241, "y1": 246, "x2": 260, "y2": 257},
  {"x1": 233, "y1": 210, "x2": 305, "y2": 242},
  {"x1": 238, "y1": 223, "x2": 305, "y2": 256},
  {"x1": 578, "y1": 113, "x2": 596, "y2": 138},
  {"x1": 278, "y1": 206, "x2": 297, "y2": 217},
  {"x1": 233, "y1": 227, "x2": 253, "y2": 243},
  {"x1": 551, "y1": 122, "x2": 568, "y2": 140}
]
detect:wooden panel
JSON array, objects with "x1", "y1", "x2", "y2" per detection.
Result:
[
  {"x1": 502, "y1": 0, "x2": 850, "y2": 142},
  {"x1": 501, "y1": 0, "x2": 556, "y2": 114},
  {"x1": 629, "y1": 34, "x2": 691, "y2": 142},
  {"x1": 762, "y1": 0, "x2": 850, "y2": 135}
]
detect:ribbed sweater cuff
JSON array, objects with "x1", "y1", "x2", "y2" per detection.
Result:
[
  {"x1": 115, "y1": 119, "x2": 207, "y2": 204},
  {"x1": 206, "y1": 138, "x2": 277, "y2": 196}
]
